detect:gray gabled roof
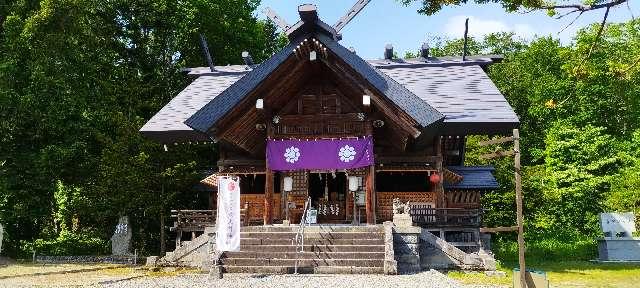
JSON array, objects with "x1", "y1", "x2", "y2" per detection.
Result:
[
  {"x1": 316, "y1": 33, "x2": 444, "y2": 128},
  {"x1": 444, "y1": 166, "x2": 499, "y2": 190},
  {"x1": 184, "y1": 32, "x2": 444, "y2": 135},
  {"x1": 380, "y1": 65, "x2": 519, "y2": 134},
  {"x1": 184, "y1": 40, "x2": 299, "y2": 134},
  {"x1": 139, "y1": 71, "x2": 245, "y2": 143}
]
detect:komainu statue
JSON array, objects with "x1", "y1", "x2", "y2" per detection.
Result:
[{"x1": 392, "y1": 198, "x2": 411, "y2": 215}]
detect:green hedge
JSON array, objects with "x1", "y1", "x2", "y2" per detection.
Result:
[
  {"x1": 20, "y1": 231, "x2": 109, "y2": 258},
  {"x1": 494, "y1": 237, "x2": 597, "y2": 264}
]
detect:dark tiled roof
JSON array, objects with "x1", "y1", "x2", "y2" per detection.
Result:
[
  {"x1": 139, "y1": 73, "x2": 244, "y2": 143},
  {"x1": 140, "y1": 48, "x2": 518, "y2": 142},
  {"x1": 317, "y1": 33, "x2": 444, "y2": 128},
  {"x1": 379, "y1": 65, "x2": 519, "y2": 127},
  {"x1": 444, "y1": 166, "x2": 499, "y2": 190},
  {"x1": 184, "y1": 40, "x2": 300, "y2": 133},
  {"x1": 367, "y1": 57, "x2": 494, "y2": 68},
  {"x1": 183, "y1": 33, "x2": 444, "y2": 135}
]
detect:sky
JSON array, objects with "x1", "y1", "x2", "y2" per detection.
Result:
[{"x1": 257, "y1": 0, "x2": 638, "y2": 59}]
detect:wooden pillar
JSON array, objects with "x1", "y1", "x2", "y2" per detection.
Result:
[
  {"x1": 264, "y1": 166, "x2": 274, "y2": 225},
  {"x1": 434, "y1": 136, "x2": 445, "y2": 208},
  {"x1": 514, "y1": 129, "x2": 526, "y2": 288},
  {"x1": 364, "y1": 120, "x2": 375, "y2": 225},
  {"x1": 365, "y1": 165, "x2": 375, "y2": 224},
  {"x1": 264, "y1": 109, "x2": 274, "y2": 226}
]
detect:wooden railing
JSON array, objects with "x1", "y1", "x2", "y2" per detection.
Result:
[
  {"x1": 171, "y1": 210, "x2": 216, "y2": 233},
  {"x1": 274, "y1": 114, "x2": 366, "y2": 137},
  {"x1": 409, "y1": 204, "x2": 481, "y2": 228},
  {"x1": 170, "y1": 206, "x2": 255, "y2": 247}
]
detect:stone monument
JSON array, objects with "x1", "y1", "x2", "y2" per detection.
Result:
[
  {"x1": 111, "y1": 216, "x2": 132, "y2": 255},
  {"x1": 392, "y1": 198, "x2": 413, "y2": 227},
  {"x1": 598, "y1": 212, "x2": 640, "y2": 261},
  {"x1": 600, "y1": 212, "x2": 636, "y2": 238}
]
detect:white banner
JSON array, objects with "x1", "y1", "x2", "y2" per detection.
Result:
[{"x1": 216, "y1": 176, "x2": 241, "y2": 252}]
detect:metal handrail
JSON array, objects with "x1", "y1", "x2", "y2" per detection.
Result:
[{"x1": 294, "y1": 196, "x2": 311, "y2": 274}]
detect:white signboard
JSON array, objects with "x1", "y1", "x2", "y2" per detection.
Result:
[
  {"x1": 306, "y1": 209, "x2": 318, "y2": 224},
  {"x1": 354, "y1": 191, "x2": 366, "y2": 206},
  {"x1": 600, "y1": 212, "x2": 636, "y2": 237},
  {"x1": 216, "y1": 177, "x2": 241, "y2": 252}
]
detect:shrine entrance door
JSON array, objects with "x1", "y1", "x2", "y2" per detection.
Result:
[{"x1": 308, "y1": 171, "x2": 348, "y2": 224}]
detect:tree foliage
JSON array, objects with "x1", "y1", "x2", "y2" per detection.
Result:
[
  {"x1": 0, "y1": 0, "x2": 283, "y2": 257},
  {"x1": 461, "y1": 20, "x2": 640, "y2": 242},
  {"x1": 399, "y1": 0, "x2": 630, "y2": 18}
]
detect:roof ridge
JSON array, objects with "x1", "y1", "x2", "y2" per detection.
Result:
[{"x1": 184, "y1": 32, "x2": 445, "y2": 135}]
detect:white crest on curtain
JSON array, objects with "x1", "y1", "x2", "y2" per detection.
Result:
[
  {"x1": 338, "y1": 145, "x2": 356, "y2": 162},
  {"x1": 284, "y1": 146, "x2": 301, "y2": 163}
]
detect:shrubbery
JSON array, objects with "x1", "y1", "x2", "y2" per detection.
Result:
[
  {"x1": 494, "y1": 237, "x2": 597, "y2": 264},
  {"x1": 19, "y1": 231, "x2": 109, "y2": 258}
]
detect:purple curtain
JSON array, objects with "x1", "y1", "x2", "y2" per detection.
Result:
[{"x1": 266, "y1": 136, "x2": 374, "y2": 171}]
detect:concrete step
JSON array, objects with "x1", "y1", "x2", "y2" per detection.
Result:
[
  {"x1": 240, "y1": 244, "x2": 385, "y2": 253},
  {"x1": 241, "y1": 238, "x2": 384, "y2": 246},
  {"x1": 240, "y1": 225, "x2": 383, "y2": 233},
  {"x1": 240, "y1": 232, "x2": 383, "y2": 239},
  {"x1": 220, "y1": 258, "x2": 384, "y2": 267},
  {"x1": 161, "y1": 231, "x2": 210, "y2": 264},
  {"x1": 224, "y1": 251, "x2": 385, "y2": 260},
  {"x1": 222, "y1": 265, "x2": 384, "y2": 274}
]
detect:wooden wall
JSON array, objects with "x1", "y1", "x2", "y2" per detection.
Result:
[
  {"x1": 376, "y1": 191, "x2": 436, "y2": 222},
  {"x1": 240, "y1": 194, "x2": 281, "y2": 224},
  {"x1": 445, "y1": 189, "x2": 481, "y2": 209}
]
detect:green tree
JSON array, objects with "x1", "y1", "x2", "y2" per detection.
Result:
[
  {"x1": 607, "y1": 131, "x2": 640, "y2": 215},
  {"x1": 0, "y1": 0, "x2": 283, "y2": 257},
  {"x1": 539, "y1": 123, "x2": 622, "y2": 238},
  {"x1": 398, "y1": 0, "x2": 630, "y2": 23}
]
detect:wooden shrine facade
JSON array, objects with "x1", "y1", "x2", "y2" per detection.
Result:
[{"x1": 140, "y1": 5, "x2": 518, "y2": 231}]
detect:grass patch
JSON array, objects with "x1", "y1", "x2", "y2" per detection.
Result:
[
  {"x1": 450, "y1": 261, "x2": 640, "y2": 288},
  {"x1": 0, "y1": 263, "x2": 120, "y2": 278},
  {"x1": 450, "y1": 238, "x2": 640, "y2": 288},
  {"x1": 448, "y1": 268, "x2": 512, "y2": 286},
  {"x1": 494, "y1": 238, "x2": 597, "y2": 262}
]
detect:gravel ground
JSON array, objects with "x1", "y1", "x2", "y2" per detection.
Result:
[
  {"x1": 103, "y1": 270, "x2": 497, "y2": 288},
  {"x1": 0, "y1": 265, "x2": 502, "y2": 288},
  {"x1": 0, "y1": 265, "x2": 144, "y2": 287}
]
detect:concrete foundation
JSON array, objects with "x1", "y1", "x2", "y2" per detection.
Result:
[
  {"x1": 598, "y1": 238, "x2": 640, "y2": 261},
  {"x1": 393, "y1": 226, "x2": 495, "y2": 272},
  {"x1": 392, "y1": 226, "x2": 421, "y2": 274}
]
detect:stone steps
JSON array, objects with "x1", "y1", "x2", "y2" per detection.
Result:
[
  {"x1": 222, "y1": 265, "x2": 384, "y2": 274},
  {"x1": 224, "y1": 251, "x2": 385, "y2": 259},
  {"x1": 241, "y1": 232, "x2": 382, "y2": 239},
  {"x1": 221, "y1": 258, "x2": 384, "y2": 267},
  {"x1": 240, "y1": 226, "x2": 383, "y2": 233},
  {"x1": 241, "y1": 238, "x2": 384, "y2": 246},
  {"x1": 220, "y1": 225, "x2": 386, "y2": 274},
  {"x1": 239, "y1": 244, "x2": 384, "y2": 253}
]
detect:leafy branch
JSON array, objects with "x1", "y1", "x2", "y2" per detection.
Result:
[{"x1": 541, "y1": 0, "x2": 627, "y2": 13}]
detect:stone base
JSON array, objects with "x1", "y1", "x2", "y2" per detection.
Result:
[
  {"x1": 145, "y1": 256, "x2": 158, "y2": 267},
  {"x1": 598, "y1": 238, "x2": 640, "y2": 261},
  {"x1": 485, "y1": 270, "x2": 506, "y2": 277},
  {"x1": 393, "y1": 214, "x2": 413, "y2": 227},
  {"x1": 282, "y1": 220, "x2": 290, "y2": 226},
  {"x1": 209, "y1": 265, "x2": 223, "y2": 279}
]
